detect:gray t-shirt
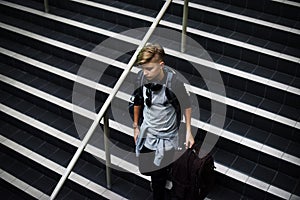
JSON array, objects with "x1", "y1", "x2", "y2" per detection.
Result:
[{"x1": 135, "y1": 68, "x2": 191, "y2": 166}]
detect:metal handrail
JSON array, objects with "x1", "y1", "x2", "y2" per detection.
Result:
[
  {"x1": 50, "y1": 0, "x2": 173, "y2": 199},
  {"x1": 103, "y1": 111, "x2": 111, "y2": 189}
]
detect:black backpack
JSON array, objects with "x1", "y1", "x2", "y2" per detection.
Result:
[
  {"x1": 172, "y1": 146, "x2": 216, "y2": 200},
  {"x1": 128, "y1": 66, "x2": 181, "y2": 127}
]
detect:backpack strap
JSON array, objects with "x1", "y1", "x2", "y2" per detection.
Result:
[
  {"x1": 164, "y1": 66, "x2": 175, "y2": 103},
  {"x1": 164, "y1": 66, "x2": 175, "y2": 89},
  {"x1": 163, "y1": 67, "x2": 182, "y2": 128},
  {"x1": 165, "y1": 69, "x2": 173, "y2": 89}
]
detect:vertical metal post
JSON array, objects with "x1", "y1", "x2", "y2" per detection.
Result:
[
  {"x1": 103, "y1": 110, "x2": 111, "y2": 189},
  {"x1": 181, "y1": 0, "x2": 189, "y2": 53},
  {"x1": 44, "y1": 0, "x2": 49, "y2": 13}
]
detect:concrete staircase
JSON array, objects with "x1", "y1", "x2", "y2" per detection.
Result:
[{"x1": 0, "y1": 0, "x2": 299, "y2": 199}]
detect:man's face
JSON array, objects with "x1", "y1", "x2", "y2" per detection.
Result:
[{"x1": 142, "y1": 61, "x2": 163, "y2": 81}]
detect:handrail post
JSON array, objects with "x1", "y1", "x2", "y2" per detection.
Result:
[
  {"x1": 181, "y1": 0, "x2": 189, "y2": 53},
  {"x1": 44, "y1": 0, "x2": 49, "y2": 13},
  {"x1": 104, "y1": 110, "x2": 111, "y2": 189},
  {"x1": 49, "y1": 0, "x2": 173, "y2": 199}
]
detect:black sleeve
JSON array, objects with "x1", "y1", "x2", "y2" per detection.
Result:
[
  {"x1": 133, "y1": 70, "x2": 144, "y2": 106},
  {"x1": 133, "y1": 86, "x2": 143, "y2": 106}
]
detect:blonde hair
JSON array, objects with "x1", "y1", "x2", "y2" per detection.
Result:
[{"x1": 136, "y1": 43, "x2": 165, "y2": 65}]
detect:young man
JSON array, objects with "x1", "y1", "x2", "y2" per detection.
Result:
[{"x1": 133, "y1": 43, "x2": 194, "y2": 200}]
